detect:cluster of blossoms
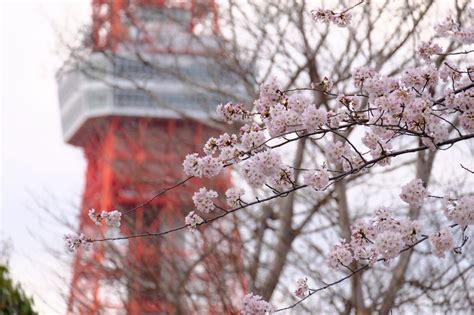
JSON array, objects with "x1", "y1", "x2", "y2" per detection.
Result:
[
  {"x1": 325, "y1": 140, "x2": 362, "y2": 170},
  {"x1": 327, "y1": 239, "x2": 353, "y2": 270},
  {"x1": 185, "y1": 211, "x2": 204, "y2": 231},
  {"x1": 399, "y1": 179, "x2": 427, "y2": 208},
  {"x1": 183, "y1": 153, "x2": 223, "y2": 178},
  {"x1": 63, "y1": 233, "x2": 92, "y2": 252},
  {"x1": 294, "y1": 278, "x2": 309, "y2": 298},
  {"x1": 311, "y1": 8, "x2": 352, "y2": 27},
  {"x1": 442, "y1": 195, "x2": 474, "y2": 228},
  {"x1": 327, "y1": 179, "x2": 474, "y2": 271},
  {"x1": 303, "y1": 168, "x2": 329, "y2": 190},
  {"x1": 241, "y1": 293, "x2": 274, "y2": 315},
  {"x1": 185, "y1": 188, "x2": 219, "y2": 231},
  {"x1": 328, "y1": 206, "x2": 423, "y2": 269},
  {"x1": 351, "y1": 63, "x2": 473, "y2": 149},
  {"x1": 226, "y1": 187, "x2": 245, "y2": 207},
  {"x1": 429, "y1": 228, "x2": 455, "y2": 258},
  {"x1": 88, "y1": 209, "x2": 122, "y2": 227},
  {"x1": 434, "y1": 15, "x2": 474, "y2": 44},
  {"x1": 216, "y1": 102, "x2": 251, "y2": 124},
  {"x1": 417, "y1": 40, "x2": 442, "y2": 61},
  {"x1": 240, "y1": 150, "x2": 297, "y2": 191},
  {"x1": 183, "y1": 54, "x2": 473, "y2": 230},
  {"x1": 192, "y1": 187, "x2": 218, "y2": 213}
]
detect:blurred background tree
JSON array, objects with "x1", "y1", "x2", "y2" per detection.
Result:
[{"x1": 0, "y1": 240, "x2": 37, "y2": 315}]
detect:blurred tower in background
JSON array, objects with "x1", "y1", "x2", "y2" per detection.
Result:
[{"x1": 57, "y1": 0, "x2": 245, "y2": 313}]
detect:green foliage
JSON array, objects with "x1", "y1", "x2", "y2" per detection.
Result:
[{"x1": 0, "y1": 264, "x2": 37, "y2": 315}]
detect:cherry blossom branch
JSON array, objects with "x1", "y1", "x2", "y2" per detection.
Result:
[
  {"x1": 274, "y1": 224, "x2": 461, "y2": 313},
  {"x1": 122, "y1": 176, "x2": 194, "y2": 214},
  {"x1": 115, "y1": 82, "x2": 472, "y2": 217},
  {"x1": 436, "y1": 49, "x2": 474, "y2": 56},
  {"x1": 340, "y1": 0, "x2": 365, "y2": 14},
  {"x1": 91, "y1": 133, "x2": 473, "y2": 243},
  {"x1": 460, "y1": 164, "x2": 474, "y2": 174}
]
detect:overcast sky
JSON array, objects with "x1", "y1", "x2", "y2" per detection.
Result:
[{"x1": 1, "y1": 1, "x2": 89, "y2": 313}]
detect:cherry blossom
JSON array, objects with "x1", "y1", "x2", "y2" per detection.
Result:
[
  {"x1": 183, "y1": 153, "x2": 223, "y2": 178},
  {"x1": 302, "y1": 105, "x2": 327, "y2": 132},
  {"x1": 352, "y1": 66, "x2": 376, "y2": 88},
  {"x1": 374, "y1": 230, "x2": 404, "y2": 260},
  {"x1": 303, "y1": 168, "x2": 329, "y2": 190},
  {"x1": 294, "y1": 278, "x2": 309, "y2": 298},
  {"x1": 268, "y1": 165, "x2": 295, "y2": 191},
  {"x1": 64, "y1": 233, "x2": 91, "y2": 252},
  {"x1": 217, "y1": 102, "x2": 250, "y2": 124},
  {"x1": 192, "y1": 187, "x2": 218, "y2": 213},
  {"x1": 327, "y1": 239, "x2": 353, "y2": 270},
  {"x1": 241, "y1": 293, "x2": 274, "y2": 315},
  {"x1": 185, "y1": 211, "x2": 204, "y2": 231},
  {"x1": 241, "y1": 128, "x2": 266, "y2": 151},
  {"x1": 444, "y1": 195, "x2": 474, "y2": 228},
  {"x1": 88, "y1": 209, "x2": 122, "y2": 228},
  {"x1": 399, "y1": 179, "x2": 427, "y2": 208},
  {"x1": 311, "y1": 8, "x2": 352, "y2": 27},
  {"x1": 429, "y1": 228, "x2": 454, "y2": 258},
  {"x1": 417, "y1": 40, "x2": 442, "y2": 61},
  {"x1": 183, "y1": 153, "x2": 202, "y2": 177},
  {"x1": 225, "y1": 187, "x2": 245, "y2": 207}
]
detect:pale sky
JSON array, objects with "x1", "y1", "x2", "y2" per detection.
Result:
[{"x1": 1, "y1": 1, "x2": 89, "y2": 313}]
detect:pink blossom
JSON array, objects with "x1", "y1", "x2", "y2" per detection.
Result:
[
  {"x1": 199, "y1": 155, "x2": 223, "y2": 178},
  {"x1": 241, "y1": 293, "x2": 274, "y2": 315},
  {"x1": 352, "y1": 66, "x2": 376, "y2": 89},
  {"x1": 444, "y1": 195, "x2": 474, "y2": 228},
  {"x1": 241, "y1": 129, "x2": 266, "y2": 151},
  {"x1": 439, "y1": 62, "x2": 462, "y2": 82},
  {"x1": 225, "y1": 187, "x2": 245, "y2": 207},
  {"x1": 183, "y1": 153, "x2": 201, "y2": 177},
  {"x1": 434, "y1": 16, "x2": 457, "y2": 37},
  {"x1": 401, "y1": 66, "x2": 439, "y2": 91},
  {"x1": 242, "y1": 150, "x2": 282, "y2": 187},
  {"x1": 311, "y1": 8, "x2": 352, "y2": 27},
  {"x1": 460, "y1": 110, "x2": 474, "y2": 133},
  {"x1": 417, "y1": 40, "x2": 442, "y2": 61},
  {"x1": 325, "y1": 141, "x2": 350, "y2": 165},
  {"x1": 183, "y1": 153, "x2": 223, "y2": 178},
  {"x1": 288, "y1": 93, "x2": 311, "y2": 113},
  {"x1": 88, "y1": 209, "x2": 121, "y2": 228},
  {"x1": 454, "y1": 27, "x2": 474, "y2": 44},
  {"x1": 255, "y1": 77, "x2": 283, "y2": 117},
  {"x1": 374, "y1": 230, "x2": 404, "y2": 260},
  {"x1": 332, "y1": 12, "x2": 352, "y2": 27},
  {"x1": 400, "y1": 178, "x2": 427, "y2": 208},
  {"x1": 327, "y1": 239, "x2": 353, "y2": 270},
  {"x1": 185, "y1": 211, "x2": 204, "y2": 231},
  {"x1": 302, "y1": 105, "x2": 327, "y2": 132},
  {"x1": 64, "y1": 233, "x2": 91, "y2": 252},
  {"x1": 294, "y1": 278, "x2": 309, "y2": 298},
  {"x1": 217, "y1": 102, "x2": 249, "y2": 124},
  {"x1": 192, "y1": 187, "x2": 218, "y2": 213},
  {"x1": 203, "y1": 137, "x2": 219, "y2": 155},
  {"x1": 303, "y1": 169, "x2": 329, "y2": 190},
  {"x1": 310, "y1": 8, "x2": 333, "y2": 23},
  {"x1": 429, "y1": 228, "x2": 454, "y2": 258},
  {"x1": 268, "y1": 165, "x2": 295, "y2": 191}
]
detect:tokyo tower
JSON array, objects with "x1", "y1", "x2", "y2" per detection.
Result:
[{"x1": 57, "y1": 0, "x2": 246, "y2": 313}]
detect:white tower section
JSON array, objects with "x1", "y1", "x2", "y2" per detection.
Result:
[{"x1": 57, "y1": 6, "x2": 242, "y2": 145}]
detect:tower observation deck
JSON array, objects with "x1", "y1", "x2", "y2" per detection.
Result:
[{"x1": 57, "y1": 1, "x2": 247, "y2": 313}]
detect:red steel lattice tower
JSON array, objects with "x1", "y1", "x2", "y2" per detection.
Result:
[{"x1": 57, "y1": 0, "x2": 246, "y2": 313}]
